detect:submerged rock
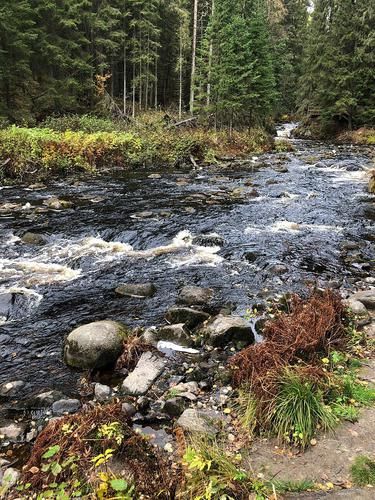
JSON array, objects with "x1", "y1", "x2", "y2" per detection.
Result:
[
  {"x1": 203, "y1": 315, "x2": 254, "y2": 347},
  {"x1": 43, "y1": 197, "x2": 73, "y2": 210},
  {"x1": 165, "y1": 307, "x2": 210, "y2": 328},
  {"x1": 21, "y1": 232, "x2": 47, "y2": 245},
  {"x1": 178, "y1": 286, "x2": 213, "y2": 306},
  {"x1": 64, "y1": 320, "x2": 129, "y2": 369},
  {"x1": 52, "y1": 399, "x2": 81, "y2": 416},
  {"x1": 0, "y1": 380, "x2": 25, "y2": 397},
  {"x1": 115, "y1": 283, "x2": 156, "y2": 298},
  {"x1": 122, "y1": 352, "x2": 166, "y2": 396}
]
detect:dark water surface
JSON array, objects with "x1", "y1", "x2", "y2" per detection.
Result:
[{"x1": 0, "y1": 131, "x2": 374, "y2": 403}]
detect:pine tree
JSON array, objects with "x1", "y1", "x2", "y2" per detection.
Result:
[{"x1": 0, "y1": 0, "x2": 36, "y2": 121}]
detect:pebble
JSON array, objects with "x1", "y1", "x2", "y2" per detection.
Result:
[
  {"x1": 0, "y1": 380, "x2": 25, "y2": 396},
  {"x1": 94, "y1": 383, "x2": 111, "y2": 402}
]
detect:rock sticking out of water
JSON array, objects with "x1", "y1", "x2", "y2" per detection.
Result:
[
  {"x1": 165, "y1": 307, "x2": 210, "y2": 328},
  {"x1": 64, "y1": 320, "x2": 129, "y2": 369},
  {"x1": 203, "y1": 314, "x2": 255, "y2": 347},
  {"x1": 178, "y1": 286, "x2": 213, "y2": 306},
  {"x1": 115, "y1": 282, "x2": 156, "y2": 298}
]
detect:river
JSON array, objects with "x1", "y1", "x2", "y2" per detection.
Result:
[{"x1": 0, "y1": 126, "x2": 374, "y2": 412}]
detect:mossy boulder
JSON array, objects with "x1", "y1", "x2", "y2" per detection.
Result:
[{"x1": 64, "y1": 320, "x2": 129, "y2": 369}]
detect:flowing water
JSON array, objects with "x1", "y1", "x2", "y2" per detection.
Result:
[{"x1": 0, "y1": 127, "x2": 374, "y2": 406}]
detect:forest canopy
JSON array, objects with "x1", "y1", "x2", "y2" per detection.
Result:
[{"x1": 0, "y1": 0, "x2": 373, "y2": 130}]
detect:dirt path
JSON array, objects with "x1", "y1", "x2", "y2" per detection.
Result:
[{"x1": 247, "y1": 317, "x2": 375, "y2": 498}]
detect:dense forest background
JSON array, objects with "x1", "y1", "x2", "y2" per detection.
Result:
[{"x1": 0, "y1": 0, "x2": 374, "y2": 130}]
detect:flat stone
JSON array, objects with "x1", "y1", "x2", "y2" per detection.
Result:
[
  {"x1": 0, "y1": 380, "x2": 25, "y2": 397},
  {"x1": 122, "y1": 352, "x2": 166, "y2": 396},
  {"x1": 115, "y1": 283, "x2": 156, "y2": 298},
  {"x1": 64, "y1": 320, "x2": 129, "y2": 369},
  {"x1": 34, "y1": 390, "x2": 64, "y2": 406},
  {"x1": 176, "y1": 409, "x2": 226, "y2": 434},
  {"x1": 204, "y1": 315, "x2": 255, "y2": 347},
  {"x1": 94, "y1": 383, "x2": 111, "y2": 402},
  {"x1": 52, "y1": 399, "x2": 81, "y2": 416},
  {"x1": 0, "y1": 423, "x2": 26, "y2": 442},
  {"x1": 165, "y1": 307, "x2": 210, "y2": 328},
  {"x1": 178, "y1": 286, "x2": 213, "y2": 306},
  {"x1": 351, "y1": 289, "x2": 375, "y2": 310}
]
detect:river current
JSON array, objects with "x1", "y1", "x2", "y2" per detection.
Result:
[{"x1": 0, "y1": 126, "x2": 374, "y2": 407}]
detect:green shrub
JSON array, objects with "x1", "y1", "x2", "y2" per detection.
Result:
[
  {"x1": 351, "y1": 455, "x2": 375, "y2": 486},
  {"x1": 41, "y1": 114, "x2": 127, "y2": 133},
  {"x1": 269, "y1": 370, "x2": 336, "y2": 448}
]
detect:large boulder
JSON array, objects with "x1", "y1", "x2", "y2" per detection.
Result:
[
  {"x1": 203, "y1": 315, "x2": 254, "y2": 347},
  {"x1": 64, "y1": 320, "x2": 128, "y2": 369},
  {"x1": 165, "y1": 307, "x2": 209, "y2": 328},
  {"x1": 178, "y1": 286, "x2": 213, "y2": 306}
]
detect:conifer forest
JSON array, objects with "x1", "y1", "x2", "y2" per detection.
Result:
[{"x1": 0, "y1": 2, "x2": 374, "y2": 499}]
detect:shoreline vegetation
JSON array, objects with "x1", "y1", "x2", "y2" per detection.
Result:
[
  {"x1": 2, "y1": 289, "x2": 374, "y2": 499},
  {"x1": 0, "y1": 113, "x2": 276, "y2": 183},
  {"x1": 0, "y1": 113, "x2": 374, "y2": 184}
]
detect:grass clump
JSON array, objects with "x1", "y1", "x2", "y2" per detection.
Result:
[
  {"x1": 179, "y1": 434, "x2": 266, "y2": 500},
  {"x1": 268, "y1": 369, "x2": 336, "y2": 448},
  {"x1": 268, "y1": 479, "x2": 315, "y2": 493},
  {"x1": 351, "y1": 455, "x2": 375, "y2": 486}
]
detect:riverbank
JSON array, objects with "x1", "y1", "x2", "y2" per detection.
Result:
[
  {"x1": 0, "y1": 115, "x2": 275, "y2": 183},
  {"x1": 293, "y1": 121, "x2": 375, "y2": 149},
  {"x1": 0, "y1": 131, "x2": 374, "y2": 498},
  {"x1": 1, "y1": 288, "x2": 374, "y2": 499}
]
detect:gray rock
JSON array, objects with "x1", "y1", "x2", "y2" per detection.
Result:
[
  {"x1": 94, "y1": 383, "x2": 111, "y2": 402},
  {"x1": 52, "y1": 399, "x2": 81, "y2": 416},
  {"x1": 267, "y1": 263, "x2": 288, "y2": 275},
  {"x1": 0, "y1": 468, "x2": 20, "y2": 490},
  {"x1": 115, "y1": 283, "x2": 156, "y2": 298},
  {"x1": 344, "y1": 299, "x2": 370, "y2": 325},
  {"x1": 178, "y1": 286, "x2": 213, "y2": 306},
  {"x1": 173, "y1": 381, "x2": 199, "y2": 394},
  {"x1": 351, "y1": 289, "x2": 375, "y2": 310},
  {"x1": 156, "y1": 324, "x2": 191, "y2": 346},
  {"x1": 0, "y1": 423, "x2": 26, "y2": 442},
  {"x1": 165, "y1": 307, "x2": 210, "y2": 328},
  {"x1": 0, "y1": 380, "x2": 25, "y2": 397},
  {"x1": 121, "y1": 402, "x2": 137, "y2": 417},
  {"x1": 43, "y1": 197, "x2": 73, "y2": 209},
  {"x1": 34, "y1": 390, "x2": 64, "y2": 406},
  {"x1": 64, "y1": 320, "x2": 129, "y2": 369},
  {"x1": 273, "y1": 165, "x2": 289, "y2": 173},
  {"x1": 21, "y1": 232, "x2": 47, "y2": 245},
  {"x1": 122, "y1": 352, "x2": 166, "y2": 396},
  {"x1": 204, "y1": 315, "x2": 255, "y2": 347},
  {"x1": 176, "y1": 409, "x2": 226, "y2": 434},
  {"x1": 162, "y1": 398, "x2": 186, "y2": 418}
]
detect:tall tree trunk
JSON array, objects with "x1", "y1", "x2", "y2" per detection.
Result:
[
  {"x1": 154, "y1": 55, "x2": 158, "y2": 110},
  {"x1": 123, "y1": 43, "x2": 127, "y2": 115},
  {"x1": 179, "y1": 26, "x2": 183, "y2": 118},
  {"x1": 190, "y1": 0, "x2": 198, "y2": 114},
  {"x1": 207, "y1": 0, "x2": 215, "y2": 107}
]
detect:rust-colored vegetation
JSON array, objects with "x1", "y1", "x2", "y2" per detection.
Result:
[
  {"x1": 230, "y1": 290, "x2": 346, "y2": 404},
  {"x1": 22, "y1": 403, "x2": 179, "y2": 499}
]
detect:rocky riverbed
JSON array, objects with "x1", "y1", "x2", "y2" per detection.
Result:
[{"x1": 0, "y1": 127, "x2": 374, "y2": 494}]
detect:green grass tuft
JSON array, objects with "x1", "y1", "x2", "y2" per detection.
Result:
[
  {"x1": 351, "y1": 455, "x2": 375, "y2": 486},
  {"x1": 269, "y1": 370, "x2": 336, "y2": 448},
  {"x1": 270, "y1": 479, "x2": 315, "y2": 493}
]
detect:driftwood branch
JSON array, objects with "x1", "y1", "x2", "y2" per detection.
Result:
[{"x1": 168, "y1": 116, "x2": 198, "y2": 129}]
